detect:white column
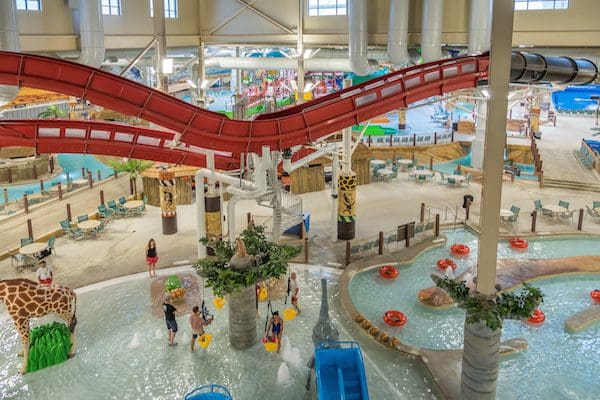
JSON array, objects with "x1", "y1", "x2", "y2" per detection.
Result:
[
  {"x1": 342, "y1": 78, "x2": 353, "y2": 172},
  {"x1": 206, "y1": 150, "x2": 216, "y2": 194},
  {"x1": 297, "y1": 0, "x2": 305, "y2": 104},
  {"x1": 196, "y1": 169, "x2": 207, "y2": 259},
  {"x1": 331, "y1": 144, "x2": 339, "y2": 241},
  {"x1": 152, "y1": 0, "x2": 168, "y2": 93},
  {"x1": 476, "y1": 0, "x2": 514, "y2": 296},
  {"x1": 471, "y1": 91, "x2": 488, "y2": 170}
]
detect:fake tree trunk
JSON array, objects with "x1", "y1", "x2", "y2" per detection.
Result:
[
  {"x1": 228, "y1": 285, "x2": 257, "y2": 349},
  {"x1": 461, "y1": 318, "x2": 502, "y2": 400}
]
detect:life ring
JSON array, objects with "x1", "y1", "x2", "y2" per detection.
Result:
[
  {"x1": 383, "y1": 310, "x2": 407, "y2": 327},
  {"x1": 379, "y1": 265, "x2": 399, "y2": 279},
  {"x1": 590, "y1": 290, "x2": 600, "y2": 303},
  {"x1": 437, "y1": 258, "x2": 457, "y2": 272},
  {"x1": 527, "y1": 309, "x2": 545, "y2": 324},
  {"x1": 509, "y1": 237, "x2": 529, "y2": 249},
  {"x1": 450, "y1": 244, "x2": 470, "y2": 256}
]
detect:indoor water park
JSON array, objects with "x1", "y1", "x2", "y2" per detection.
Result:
[{"x1": 2, "y1": 1, "x2": 600, "y2": 400}]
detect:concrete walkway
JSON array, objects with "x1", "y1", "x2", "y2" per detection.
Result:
[{"x1": 537, "y1": 115, "x2": 600, "y2": 183}]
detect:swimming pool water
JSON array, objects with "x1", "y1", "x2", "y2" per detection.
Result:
[
  {"x1": 349, "y1": 229, "x2": 600, "y2": 398},
  {"x1": 1, "y1": 154, "x2": 113, "y2": 203},
  {"x1": 0, "y1": 267, "x2": 440, "y2": 400}
]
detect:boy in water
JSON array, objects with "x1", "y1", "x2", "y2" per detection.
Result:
[
  {"x1": 190, "y1": 305, "x2": 211, "y2": 352},
  {"x1": 162, "y1": 295, "x2": 178, "y2": 346}
]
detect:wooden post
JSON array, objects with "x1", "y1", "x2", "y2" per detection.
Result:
[
  {"x1": 577, "y1": 208, "x2": 584, "y2": 231},
  {"x1": 3, "y1": 188, "x2": 8, "y2": 203},
  {"x1": 367, "y1": 135, "x2": 371, "y2": 147},
  {"x1": 389, "y1": 135, "x2": 393, "y2": 147},
  {"x1": 466, "y1": 200, "x2": 471, "y2": 220},
  {"x1": 100, "y1": 190, "x2": 105, "y2": 205},
  {"x1": 88, "y1": 171, "x2": 93, "y2": 188},
  {"x1": 451, "y1": 130, "x2": 455, "y2": 142},
  {"x1": 40, "y1": 179, "x2": 44, "y2": 192},
  {"x1": 66, "y1": 203, "x2": 72, "y2": 221},
  {"x1": 345, "y1": 241, "x2": 351, "y2": 266},
  {"x1": 33, "y1": 164, "x2": 37, "y2": 180},
  {"x1": 378, "y1": 231, "x2": 384, "y2": 255},
  {"x1": 58, "y1": 182, "x2": 63, "y2": 200},
  {"x1": 397, "y1": 225, "x2": 402, "y2": 242},
  {"x1": 23, "y1": 194, "x2": 29, "y2": 213},
  {"x1": 114, "y1": 169, "x2": 118, "y2": 178},
  {"x1": 247, "y1": 212, "x2": 252, "y2": 226},
  {"x1": 531, "y1": 210, "x2": 537, "y2": 232},
  {"x1": 7, "y1": 168, "x2": 12, "y2": 183},
  {"x1": 434, "y1": 132, "x2": 437, "y2": 144},
  {"x1": 420, "y1": 202, "x2": 425, "y2": 223},
  {"x1": 97, "y1": 170, "x2": 101, "y2": 181},
  {"x1": 429, "y1": 156, "x2": 433, "y2": 171},
  {"x1": 413, "y1": 133, "x2": 416, "y2": 146},
  {"x1": 304, "y1": 233, "x2": 309, "y2": 264},
  {"x1": 27, "y1": 219, "x2": 33, "y2": 238},
  {"x1": 129, "y1": 179, "x2": 134, "y2": 195},
  {"x1": 66, "y1": 172, "x2": 70, "y2": 183},
  {"x1": 81, "y1": 167, "x2": 85, "y2": 178},
  {"x1": 405, "y1": 224, "x2": 410, "y2": 247},
  {"x1": 49, "y1": 156, "x2": 54, "y2": 172},
  {"x1": 435, "y1": 214, "x2": 440, "y2": 237}
]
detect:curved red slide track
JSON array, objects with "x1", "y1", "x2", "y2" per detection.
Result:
[
  {"x1": 0, "y1": 51, "x2": 489, "y2": 160},
  {"x1": 0, "y1": 119, "x2": 238, "y2": 169}
]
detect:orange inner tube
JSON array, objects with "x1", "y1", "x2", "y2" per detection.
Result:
[
  {"x1": 379, "y1": 265, "x2": 399, "y2": 279},
  {"x1": 383, "y1": 310, "x2": 407, "y2": 327},
  {"x1": 450, "y1": 244, "x2": 470, "y2": 255},
  {"x1": 437, "y1": 258, "x2": 457, "y2": 271},
  {"x1": 590, "y1": 290, "x2": 600, "y2": 303},
  {"x1": 527, "y1": 309, "x2": 545, "y2": 324},
  {"x1": 509, "y1": 237, "x2": 529, "y2": 249}
]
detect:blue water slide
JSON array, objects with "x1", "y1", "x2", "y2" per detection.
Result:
[
  {"x1": 184, "y1": 384, "x2": 233, "y2": 400},
  {"x1": 315, "y1": 341, "x2": 369, "y2": 400}
]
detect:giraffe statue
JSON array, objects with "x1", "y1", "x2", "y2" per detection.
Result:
[{"x1": 0, "y1": 279, "x2": 77, "y2": 373}]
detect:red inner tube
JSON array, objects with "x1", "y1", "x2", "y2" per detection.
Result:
[
  {"x1": 450, "y1": 244, "x2": 470, "y2": 255},
  {"x1": 379, "y1": 265, "x2": 399, "y2": 279},
  {"x1": 590, "y1": 290, "x2": 600, "y2": 303},
  {"x1": 383, "y1": 310, "x2": 407, "y2": 327},
  {"x1": 437, "y1": 258, "x2": 457, "y2": 271},
  {"x1": 527, "y1": 309, "x2": 545, "y2": 324},
  {"x1": 509, "y1": 237, "x2": 529, "y2": 249}
]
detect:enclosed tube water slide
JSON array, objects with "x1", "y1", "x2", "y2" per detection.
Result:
[{"x1": 0, "y1": 51, "x2": 596, "y2": 169}]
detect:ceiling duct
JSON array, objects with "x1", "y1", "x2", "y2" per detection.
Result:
[
  {"x1": 468, "y1": 0, "x2": 492, "y2": 54},
  {"x1": 421, "y1": 0, "x2": 443, "y2": 62},
  {"x1": 348, "y1": 0, "x2": 378, "y2": 75},
  {"x1": 387, "y1": 0, "x2": 410, "y2": 66},
  {"x1": 70, "y1": 0, "x2": 105, "y2": 67}
]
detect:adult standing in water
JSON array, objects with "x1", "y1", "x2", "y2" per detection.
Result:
[
  {"x1": 146, "y1": 238, "x2": 158, "y2": 278},
  {"x1": 190, "y1": 305, "x2": 211, "y2": 352},
  {"x1": 163, "y1": 295, "x2": 178, "y2": 346}
]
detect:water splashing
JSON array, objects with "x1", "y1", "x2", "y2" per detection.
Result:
[
  {"x1": 277, "y1": 363, "x2": 291, "y2": 387},
  {"x1": 127, "y1": 332, "x2": 141, "y2": 349}
]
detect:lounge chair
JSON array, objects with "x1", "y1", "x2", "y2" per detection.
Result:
[
  {"x1": 510, "y1": 205, "x2": 520, "y2": 214},
  {"x1": 558, "y1": 200, "x2": 570, "y2": 209},
  {"x1": 8, "y1": 249, "x2": 27, "y2": 272},
  {"x1": 20, "y1": 237, "x2": 33, "y2": 247},
  {"x1": 533, "y1": 200, "x2": 543, "y2": 211},
  {"x1": 47, "y1": 237, "x2": 56, "y2": 256},
  {"x1": 586, "y1": 205, "x2": 600, "y2": 223},
  {"x1": 77, "y1": 214, "x2": 89, "y2": 223},
  {"x1": 559, "y1": 209, "x2": 576, "y2": 224},
  {"x1": 593, "y1": 201, "x2": 600, "y2": 209}
]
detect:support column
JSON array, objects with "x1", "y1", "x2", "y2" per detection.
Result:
[
  {"x1": 204, "y1": 151, "x2": 221, "y2": 255},
  {"x1": 159, "y1": 169, "x2": 178, "y2": 234},
  {"x1": 331, "y1": 144, "x2": 339, "y2": 241},
  {"x1": 338, "y1": 79, "x2": 356, "y2": 240},
  {"x1": 198, "y1": 42, "x2": 206, "y2": 105},
  {"x1": 398, "y1": 107, "x2": 407, "y2": 130},
  {"x1": 297, "y1": 0, "x2": 305, "y2": 104},
  {"x1": 471, "y1": 90, "x2": 488, "y2": 170},
  {"x1": 152, "y1": 0, "x2": 168, "y2": 93}
]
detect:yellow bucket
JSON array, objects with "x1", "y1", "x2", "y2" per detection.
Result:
[
  {"x1": 198, "y1": 333, "x2": 212, "y2": 349},
  {"x1": 213, "y1": 297, "x2": 226, "y2": 310},
  {"x1": 264, "y1": 340, "x2": 278, "y2": 352},
  {"x1": 258, "y1": 288, "x2": 268, "y2": 301},
  {"x1": 283, "y1": 307, "x2": 297, "y2": 321}
]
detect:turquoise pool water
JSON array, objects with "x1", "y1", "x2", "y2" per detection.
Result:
[
  {"x1": 1, "y1": 154, "x2": 113, "y2": 203},
  {"x1": 0, "y1": 267, "x2": 440, "y2": 400},
  {"x1": 432, "y1": 153, "x2": 537, "y2": 181},
  {"x1": 349, "y1": 229, "x2": 600, "y2": 398}
]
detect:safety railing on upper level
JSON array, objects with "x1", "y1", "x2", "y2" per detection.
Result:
[{"x1": 359, "y1": 131, "x2": 454, "y2": 148}]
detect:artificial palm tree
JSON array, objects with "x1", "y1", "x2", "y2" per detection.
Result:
[
  {"x1": 435, "y1": 277, "x2": 543, "y2": 399},
  {"x1": 195, "y1": 224, "x2": 300, "y2": 349},
  {"x1": 37, "y1": 105, "x2": 66, "y2": 119},
  {"x1": 108, "y1": 159, "x2": 154, "y2": 196}
]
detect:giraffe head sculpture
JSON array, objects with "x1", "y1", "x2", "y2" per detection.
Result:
[{"x1": 0, "y1": 279, "x2": 77, "y2": 374}]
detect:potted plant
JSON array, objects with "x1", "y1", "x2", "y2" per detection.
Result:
[{"x1": 164, "y1": 275, "x2": 185, "y2": 302}]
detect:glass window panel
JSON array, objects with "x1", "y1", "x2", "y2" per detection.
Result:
[{"x1": 17, "y1": 0, "x2": 27, "y2": 9}]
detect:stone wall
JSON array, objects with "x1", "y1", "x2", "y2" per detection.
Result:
[{"x1": 0, "y1": 155, "x2": 51, "y2": 184}]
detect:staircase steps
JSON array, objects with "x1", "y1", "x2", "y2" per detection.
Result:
[{"x1": 543, "y1": 178, "x2": 600, "y2": 193}]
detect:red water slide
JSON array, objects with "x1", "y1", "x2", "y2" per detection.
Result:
[{"x1": 0, "y1": 51, "x2": 489, "y2": 158}]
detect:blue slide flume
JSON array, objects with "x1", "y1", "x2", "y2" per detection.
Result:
[{"x1": 315, "y1": 341, "x2": 369, "y2": 400}]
